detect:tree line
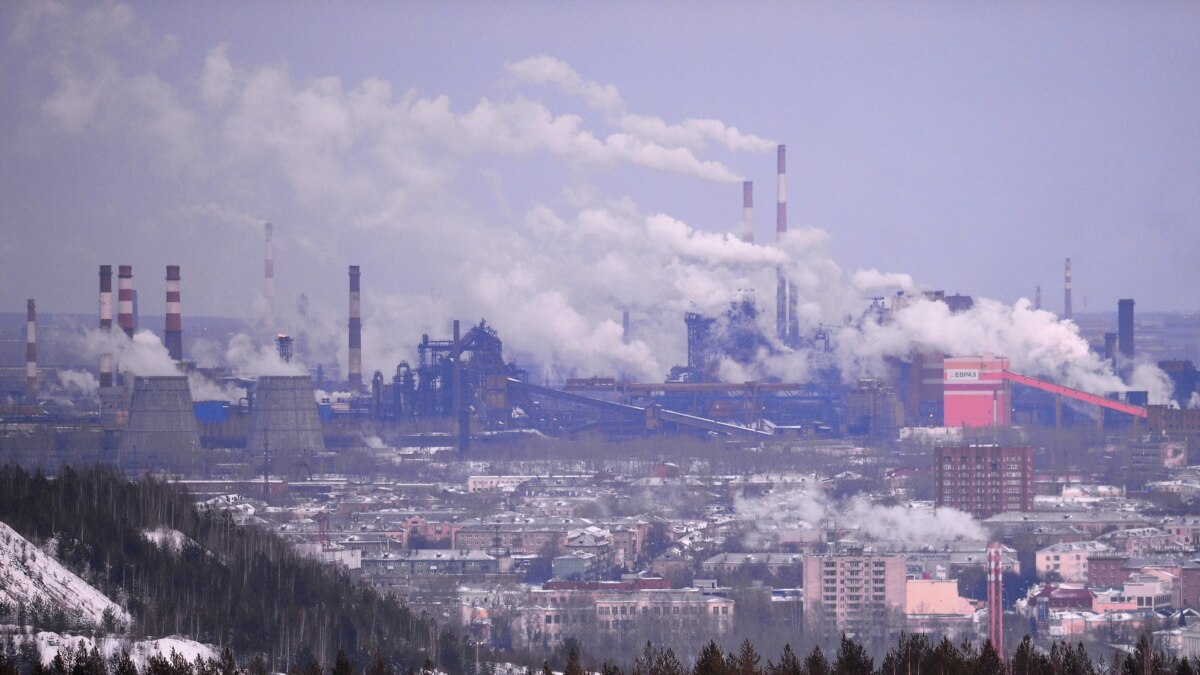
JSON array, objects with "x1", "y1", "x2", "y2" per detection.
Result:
[{"x1": 0, "y1": 464, "x2": 472, "y2": 673}]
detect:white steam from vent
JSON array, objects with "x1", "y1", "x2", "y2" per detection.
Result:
[{"x1": 735, "y1": 485, "x2": 986, "y2": 548}]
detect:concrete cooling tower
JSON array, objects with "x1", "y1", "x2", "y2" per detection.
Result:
[
  {"x1": 246, "y1": 375, "x2": 326, "y2": 457},
  {"x1": 119, "y1": 376, "x2": 201, "y2": 460}
]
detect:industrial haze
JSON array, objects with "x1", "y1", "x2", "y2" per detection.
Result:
[
  {"x1": 5, "y1": 1, "x2": 1200, "y2": 672},
  {"x1": 1, "y1": 2, "x2": 1198, "y2": 385}
]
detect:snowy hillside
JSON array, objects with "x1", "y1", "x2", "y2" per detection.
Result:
[
  {"x1": 141, "y1": 527, "x2": 198, "y2": 554},
  {"x1": 27, "y1": 632, "x2": 216, "y2": 669},
  {"x1": 0, "y1": 520, "x2": 130, "y2": 628}
]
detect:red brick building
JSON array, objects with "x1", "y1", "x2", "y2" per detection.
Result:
[
  {"x1": 1087, "y1": 554, "x2": 1132, "y2": 589},
  {"x1": 935, "y1": 445, "x2": 1033, "y2": 519}
]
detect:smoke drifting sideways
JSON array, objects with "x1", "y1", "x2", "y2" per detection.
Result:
[
  {"x1": 75, "y1": 328, "x2": 305, "y2": 402},
  {"x1": 734, "y1": 483, "x2": 986, "y2": 551}
]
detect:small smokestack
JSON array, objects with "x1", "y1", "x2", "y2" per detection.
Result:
[
  {"x1": 1035, "y1": 285, "x2": 1042, "y2": 311},
  {"x1": 165, "y1": 265, "x2": 183, "y2": 362},
  {"x1": 741, "y1": 181, "x2": 754, "y2": 244},
  {"x1": 1103, "y1": 332, "x2": 1118, "y2": 367},
  {"x1": 265, "y1": 222, "x2": 275, "y2": 309},
  {"x1": 348, "y1": 265, "x2": 362, "y2": 393},
  {"x1": 118, "y1": 265, "x2": 134, "y2": 338},
  {"x1": 99, "y1": 265, "x2": 113, "y2": 388},
  {"x1": 1118, "y1": 298, "x2": 1135, "y2": 359},
  {"x1": 622, "y1": 309, "x2": 631, "y2": 345},
  {"x1": 775, "y1": 144, "x2": 788, "y2": 341},
  {"x1": 25, "y1": 299, "x2": 36, "y2": 399},
  {"x1": 1063, "y1": 257, "x2": 1072, "y2": 320}
]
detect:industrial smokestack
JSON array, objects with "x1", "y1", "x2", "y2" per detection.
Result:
[
  {"x1": 1118, "y1": 298, "x2": 1135, "y2": 359},
  {"x1": 99, "y1": 265, "x2": 114, "y2": 388},
  {"x1": 741, "y1": 181, "x2": 754, "y2": 244},
  {"x1": 25, "y1": 299, "x2": 36, "y2": 399},
  {"x1": 165, "y1": 265, "x2": 183, "y2": 362},
  {"x1": 622, "y1": 309, "x2": 631, "y2": 345},
  {"x1": 1063, "y1": 258, "x2": 1072, "y2": 320},
  {"x1": 987, "y1": 542, "x2": 1003, "y2": 656},
  {"x1": 1103, "y1": 332, "x2": 1117, "y2": 367},
  {"x1": 1035, "y1": 285, "x2": 1042, "y2": 311},
  {"x1": 348, "y1": 265, "x2": 362, "y2": 393},
  {"x1": 775, "y1": 144, "x2": 788, "y2": 341},
  {"x1": 118, "y1": 265, "x2": 134, "y2": 338},
  {"x1": 264, "y1": 222, "x2": 275, "y2": 310}
]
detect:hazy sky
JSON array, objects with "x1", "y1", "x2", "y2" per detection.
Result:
[{"x1": 1, "y1": 1, "x2": 1198, "y2": 375}]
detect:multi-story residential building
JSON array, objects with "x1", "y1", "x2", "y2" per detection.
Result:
[
  {"x1": 360, "y1": 549, "x2": 500, "y2": 587},
  {"x1": 802, "y1": 551, "x2": 907, "y2": 638},
  {"x1": 935, "y1": 445, "x2": 1032, "y2": 518},
  {"x1": 1087, "y1": 554, "x2": 1132, "y2": 589},
  {"x1": 1036, "y1": 541, "x2": 1111, "y2": 582}
]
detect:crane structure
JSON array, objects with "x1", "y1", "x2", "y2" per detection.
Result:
[{"x1": 1001, "y1": 370, "x2": 1147, "y2": 419}]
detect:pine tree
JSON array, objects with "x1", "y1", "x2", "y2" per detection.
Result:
[
  {"x1": 803, "y1": 646, "x2": 830, "y2": 675},
  {"x1": 565, "y1": 648, "x2": 585, "y2": 675},
  {"x1": 973, "y1": 640, "x2": 1003, "y2": 675},
  {"x1": 331, "y1": 650, "x2": 352, "y2": 675},
  {"x1": 730, "y1": 640, "x2": 760, "y2": 675},
  {"x1": 764, "y1": 645, "x2": 801, "y2": 675},
  {"x1": 832, "y1": 635, "x2": 872, "y2": 675},
  {"x1": 693, "y1": 641, "x2": 729, "y2": 675}
]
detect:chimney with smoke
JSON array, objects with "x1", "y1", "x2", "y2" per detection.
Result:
[
  {"x1": 1063, "y1": 257, "x2": 1072, "y2": 320},
  {"x1": 348, "y1": 265, "x2": 362, "y2": 393},
  {"x1": 987, "y1": 542, "x2": 1003, "y2": 656},
  {"x1": 165, "y1": 265, "x2": 183, "y2": 362},
  {"x1": 264, "y1": 222, "x2": 275, "y2": 310},
  {"x1": 99, "y1": 265, "x2": 114, "y2": 388},
  {"x1": 25, "y1": 299, "x2": 36, "y2": 399},
  {"x1": 741, "y1": 181, "x2": 754, "y2": 244},
  {"x1": 775, "y1": 144, "x2": 788, "y2": 341},
  {"x1": 118, "y1": 265, "x2": 134, "y2": 338}
]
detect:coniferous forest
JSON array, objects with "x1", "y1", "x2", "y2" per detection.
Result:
[{"x1": 0, "y1": 465, "x2": 473, "y2": 673}]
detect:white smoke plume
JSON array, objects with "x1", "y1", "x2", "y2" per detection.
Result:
[
  {"x1": 57, "y1": 369, "x2": 98, "y2": 396},
  {"x1": 1189, "y1": 392, "x2": 1200, "y2": 410},
  {"x1": 224, "y1": 333, "x2": 307, "y2": 378},
  {"x1": 734, "y1": 484, "x2": 986, "y2": 547}
]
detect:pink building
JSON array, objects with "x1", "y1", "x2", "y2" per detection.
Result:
[
  {"x1": 943, "y1": 357, "x2": 1011, "y2": 428},
  {"x1": 803, "y1": 551, "x2": 907, "y2": 637}
]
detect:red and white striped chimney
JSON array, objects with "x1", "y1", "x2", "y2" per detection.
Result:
[
  {"x1": 118, "y1": 265, "x2": 134, "y2": 338},
  {"x1": 99, "y1": 265, "x2": 113, "y2": 388},
  {"x1": 25, "y1": 299, "x2": 36, "y2": 399},
  {"x1": 165, "y1": 265, "x2": 183, "y2": 362},
  {"x1": 348, "y1": 265, "x2": 362, "y2": 393},
  {"x1": 775, "y1": 144, "x2": 788, "y2": 341},
  {"x1": 741, "y1": 181, "x2": 754, "y2": 244},
  {"x1": 264, "y1": 222, "x2": 275, "y2": 309}
]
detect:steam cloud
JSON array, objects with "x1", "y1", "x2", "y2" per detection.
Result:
[
  {"x1": 735, "y1": 484, "x2": 986, "y2": 549},
  {"x1": 14, "y1": 2, "x2": 1175, "y2": 405}
]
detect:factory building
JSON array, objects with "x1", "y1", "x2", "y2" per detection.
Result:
[
  {"x1": 934, "y1": 445, "x2": 1033, "y2": 519},
  {"x1": 943, "y1": 356, "x2": 1012, "y2": 428}
]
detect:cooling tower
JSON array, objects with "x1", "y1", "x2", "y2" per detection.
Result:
[
  {"x1": 246, "y1": 375, "x2": 326, "y2": 456},
  {"x1": 119, "y1": 376, "x2": 201, "y2": 459}
]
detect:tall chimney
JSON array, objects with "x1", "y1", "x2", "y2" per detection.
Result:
[
  {"x1": 987, "y1": 542, "x2": 1004, "y2": 656},
  {"x1": 99, "y1": 265, "x2": 114, "y2": 388},
  {"x1": 1118, "y1": 298, "x2": 1135, "y2": 359},
  {"x1": 264, "y1": 222, "x2": 275, "y2": 310},
  {"x1": 118, "y1": 265, "x2": 134, "y2": 338},
  {"x1": 775, "y1": 144, "x2": 788, "y2": 341},
  {"x1": 1035, "y1": 285, "x2": 1042, "y2": 311},
  {"x1": 741, "y1": 181, "x2": 754, "y2": 244},
  {"x1": 1103, "y1": 332, "x2": 1118, "y2": 368},
  {"x1": 165, "y1": 265, "x2": 183, "y2": 362},
  {"x1": 622, "y1": 309, "x2": 631, "y2": 345},
  {"x1": 1063, "y1": 258, "x2": 1072, "y2": 320},
  {"x1": 348, "y1": 265, "x2": 362, "y2": 393},
  {"x1": 25, "y1": 299, "x2": 36, "y2": 399}
]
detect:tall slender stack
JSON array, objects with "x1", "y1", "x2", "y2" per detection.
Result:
[
  {"x1": 1063, "y1": 258, "x2": 1072, "y2": 320},
  {"x1": 99, "y1": 265, "x2": 114, "y2": 388},
  {"x1": 25, "y1": 299, "x2": 36, "y2": 398},
  {"x1": 1035, "y1": 285, "x2": 1041, "y2": 311},
  {"x1": 118, "y1": 265, "x2": 134, "y2": 338},
  {"x1": 1118, "y1": 298, "x2": 1135, "y2": 359},
  {"x1": 348, "y1": 265, "x2": 362, "y2": 393},
  {"x1": 165, "y1": 265, "x2": 183, "y2": 362},
  {"x1": 987, "y1": 542, "x2": 1004, "y2": 655},
  {"x1": 775, "y1": 144, "x2": 788, "y2": 341},
  {"x1": 741, "y1": 181, "x2": 754, "y2": 244},
  {"x1": 264, "y1": 222, "x2": 275, "y2": 309}
]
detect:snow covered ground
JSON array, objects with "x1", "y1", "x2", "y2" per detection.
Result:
[
  {"x1": 22, "y1": 632, "x2": 216, "y2": 668},
  {"x1": 0, "y1": 520, "x2": 130, "y2": 628},
  {"x1": 141, "y1": 527, "x2": 197, "y2": 554}
]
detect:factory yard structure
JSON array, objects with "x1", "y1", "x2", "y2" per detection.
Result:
[{"x1": 3, "y1": 146, "x2": 1200, "y2": 664}]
